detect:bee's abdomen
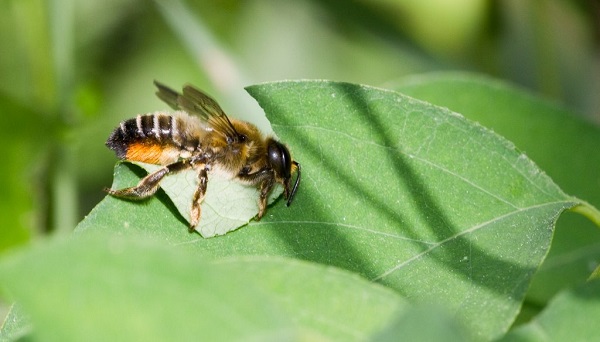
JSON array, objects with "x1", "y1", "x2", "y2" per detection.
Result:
[{"x1": 106, "y1": 113, "x2": 196, "y2": 165}]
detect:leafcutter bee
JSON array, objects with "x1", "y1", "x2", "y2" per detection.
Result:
[{"x1": 105, "y1": 81, "x2": 301, "y2": 230}]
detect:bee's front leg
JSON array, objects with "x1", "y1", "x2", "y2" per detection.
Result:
[
  {"x1": 238, "y1": 168, "x2": 274, "y2": 220},
  {"x1": 105, "y1": 160, "x2": 190, "y2": 199},
  {"x1": 257, "y1": 177, "x2": 274, "y2": 219},
  {"x1": 189, "y1": 167, "x2": 208, "y2": 230}
]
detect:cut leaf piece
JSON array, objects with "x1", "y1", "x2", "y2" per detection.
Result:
[
  {"x1": 105, "y1": 161, "x2": 281, "y2": 237},
  {"x1": 0, "y1": 233, "x2": 406, "y2": 341}
]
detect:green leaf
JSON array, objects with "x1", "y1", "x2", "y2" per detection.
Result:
[
  {"x1": 244, "y1": 80, "x2": 585, "y2": 339},
  {"x1": 390, "y1": 72, "x2": 600, "y2": 303},
  {"x1": 223, "y1": 257, "x2": 406, "y2": 340},
  {"x1": 500, "y1": 279, "x2": 600, "y2": 341},
  {"x1": 372, "y1": 304, "x2": 471, "y2": 342},
  {"x1": 0, "y1": 233, "x2": 405, "y2": 341},
  {"x1": 77, "y1": 80, "x2": 594, "y2": 340},
  {"x1": 114, "y1": 161, "x2": 281, "y2": 238}
]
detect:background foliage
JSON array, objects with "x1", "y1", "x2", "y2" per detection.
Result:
[{"x1": 1, "y1": 0, "x2": 600, "y2": 340}]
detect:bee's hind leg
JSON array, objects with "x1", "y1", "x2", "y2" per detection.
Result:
[{"x1": 105, "y1": 160, "x2": 191, "y2": 200}]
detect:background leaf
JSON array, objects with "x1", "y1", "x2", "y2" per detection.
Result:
[
  {"x1": 0, "y1": 233, "x2": 405, "y2": 341},
  {"x1": 76, "y1": 80, "x2": 589, "y2": 340},
  {"x1": 500, "y1": 279, "x2": 600, "y2": 341},
  {"x1": 372, "y1": 304, "x2": 471, "y2": 342}
]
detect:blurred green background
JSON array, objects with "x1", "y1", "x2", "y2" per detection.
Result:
[{"x1": 1, "y1": 0, "x2": 599, "y2": 246}]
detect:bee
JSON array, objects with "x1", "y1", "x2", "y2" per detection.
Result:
[{"x1": 105, "y1": 81, "x2": 301, "y2": 230}]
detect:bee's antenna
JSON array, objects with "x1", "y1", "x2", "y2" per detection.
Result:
[{"x1": 286, "y1": 161, "x2": 301, "y2": 206}]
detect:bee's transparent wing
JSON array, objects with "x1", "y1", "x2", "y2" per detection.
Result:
[
  {"x1": 154, "y1": 81, "x2": 241, "y2": 142},
  {"x1": 154, "y1": 81, "x2": 180, "y2": 110}
]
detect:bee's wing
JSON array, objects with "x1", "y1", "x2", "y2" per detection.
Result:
[
  {"x1": 154, "y1": 80, "x2": 241, "y2": 141},
  {"x1": 154, "y1": 81, "x2": 180, "y2": 110}
]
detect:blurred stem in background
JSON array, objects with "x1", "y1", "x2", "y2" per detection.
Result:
[
  {"x1": 153, "y1": 0, "x2": 272, "y2": 132},
  {"x1": 49, "y1": 0, "x2": 77, "y2": 234},
  {"x1": 530, "y1": 0, "x2": 561, "y2": 98},
  {"x1": 11, "y1": 0, "x2": 78, "y2": 235}
]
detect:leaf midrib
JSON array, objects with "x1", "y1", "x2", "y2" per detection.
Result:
[{"x1": 372, "y1": 200, "x2": 574, "y2": 281}]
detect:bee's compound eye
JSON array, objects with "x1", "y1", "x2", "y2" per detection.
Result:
[{"x1": 267, "y1": 140, "x2": 292, "y2": 180}]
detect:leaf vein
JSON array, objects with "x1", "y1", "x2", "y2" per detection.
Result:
[{"x1": 371, "y1": 200, "x2": 571, "y2": 281}]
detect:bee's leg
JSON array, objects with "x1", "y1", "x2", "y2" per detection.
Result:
[
  {"x1": 105, "y1": 160, "x2": 190, "y2": 199},
  {"x1": 257, "y1": 177, "x2": 274, "y2": 219},
  {"x1": 237, "y1": 169, "x2": 274, "y2": 219},
  {"x1": 189, "y1": 167, "x2": 208, "y2": 230}
]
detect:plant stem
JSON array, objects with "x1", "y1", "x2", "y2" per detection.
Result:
[{"x1": 570, "y1": 201, "x2": 600, "y2": 229}]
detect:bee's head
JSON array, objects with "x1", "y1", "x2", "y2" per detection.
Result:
[{"x1": 267, "y1": 139, "x2": 300, "y2": 206}]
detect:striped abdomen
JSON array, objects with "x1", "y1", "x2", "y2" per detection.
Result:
[{"x1": 106, "y1": 112, "x2": 203, "y2": 165}]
